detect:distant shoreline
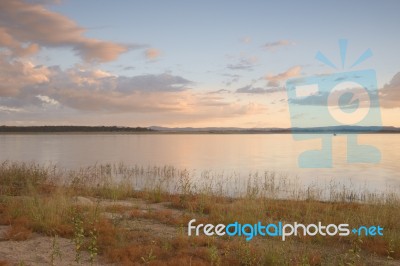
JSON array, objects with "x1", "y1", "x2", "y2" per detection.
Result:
[
  {"x1": 0, "y1": 125, "x2": 399, "y2": 134},
  {"x1": 0, "y1": 131, "x2": 399, "y2": 135}
]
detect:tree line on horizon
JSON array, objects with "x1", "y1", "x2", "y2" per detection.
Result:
[{"x1": 0, "y1": 126, "x2": 153, "y2": 132}]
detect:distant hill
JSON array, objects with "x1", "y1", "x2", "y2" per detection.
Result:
[
  {"x1": 150, "y1": 126, "x2": 400, "y2": 134},
  {"x1": 149, "y1": 126, "x2": 285, "y2": 132},
  {"x1": 0, "y1": 126, "x2": 153, "y2": 133},
  {"x1": 290, "y1": 126, "x2": 400, "y2": 133}
]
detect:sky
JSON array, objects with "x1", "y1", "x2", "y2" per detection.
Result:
[{"x1": 0, "y1": 0, "x2": 399, "y2": 128}]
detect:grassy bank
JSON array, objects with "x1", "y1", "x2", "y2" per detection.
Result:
[{"x1": 0, "y1": 161, "x2": 399, "y2": 265}]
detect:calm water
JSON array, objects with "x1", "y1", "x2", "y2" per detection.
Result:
[{"x1": 0, "y1": 133, "x2": 399, "y2": 193}]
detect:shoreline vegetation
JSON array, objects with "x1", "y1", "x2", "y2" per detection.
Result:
[
  {"x1": 0, "y1": 162, "x2": 399, "y2": 265},
  {"x1": 1, "y1": 125, "x2": 400, "y2": 134}
]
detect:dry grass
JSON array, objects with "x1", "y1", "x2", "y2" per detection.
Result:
[
  {"x1": 129, "y1": 208, "x2": 191, "y2": 227},
  {"x1": 3, "y1": 217, "x2": 32, "y2": 241},
  {"x1": 0, "y1": 161, "x2": 399, "y2": 265}
]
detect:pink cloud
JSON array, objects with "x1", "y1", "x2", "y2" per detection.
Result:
[
  {"x1": 0, "y1": 0, "x2": 130, "y2": 62},
  {"x1": 265, "y1": 66, "x2": 301, "y2": 86},
  {"x1": 263, "y1": 40, "x2": 295, "y2": 51},
  {"x1": 0, "y1": 55, "x2": 50, "y2": 96},
  {"x1": 379, "y1": 72, "x2": 400, "y2": 108},
  {"x1": 145, "y1": 48, "x2": 161, "y2": 60}
]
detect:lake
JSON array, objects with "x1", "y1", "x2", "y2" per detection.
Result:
[{"x1": 0, "y1": 133, "x2": 399, "y2": 194}]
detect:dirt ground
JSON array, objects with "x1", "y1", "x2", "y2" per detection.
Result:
[
  {"x1": 0, "y1": 226, "x2": 104, "y2": 265},
  {"x1": 0, "y1": 197, "x2": 182, "y2": 265}
]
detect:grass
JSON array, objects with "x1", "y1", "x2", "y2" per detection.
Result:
[{"x1": 0, "y1": 161, "x2": 399, "y2": 265}]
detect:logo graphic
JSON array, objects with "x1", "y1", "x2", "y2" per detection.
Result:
[
  {"x1": 286, "y1": 40, "x2": 382, "y2": 168},
  {"x1": 188, "y1": 219, "x2": 384, "y2": 242}
]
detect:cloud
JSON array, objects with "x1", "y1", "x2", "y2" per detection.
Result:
[
  {"x1": 144, "y1": 48, "x2": 161, "y2": 60},
  {"x1": 0, "y1": 54, "x2": 194, "y2": 111},
  {"x1": 222, "y1": 74, "x2": 241, "y2": 78},
  {"x1": 240, "y1": 36, "x2": 252, "y2": 44},
  {"x1": 288, "y1": 71, "x2": 400, "y2": 109},
  {"x1": 27, "y1": 0, "x2": 62, "y2": 4},
  {"x1": 122, "y1": 66, "x2": 135, "y2": 71},
  {"x1": 379, "y1": 71, "x2": 400, "y2": 108},
  {"x1": 41, "y1": 71, "x2": 264, "y2": 116},
  {"x1": 221, "y1": 73, "x2": 240, "y2": 86},
  {"x1": 265, "y1": 66, "x2": 301, "y2": 87},
  {"x1": 263, "y1": 40, "x2": 295, "y2": 51},
  {"x1": 0, "y1": 55, "x2": 50, "y2": 96},
  {"x1": 208, "y1": 89, "x2": 231, "y2": 94},
  {"x1": 48, "y1": 89, "x2": 188, "y2": 112},
  {"x1": 116, "y1": 73, "x2": 192, "y2": 93},
  {"x1": 0, "y1": 28, "x2": 40, "y2": 57},
  {"x1": 236, "y1": 85, "x2": 284, "y2": 94},
  {"x1": 180, "y1": 99, "x2": 267, "y2": 118},
  {"x1": 194, "y1": 94, "x2": 231, "y2": 107},
  {"x1": 288, "y1": 88, "x2": 375, "y2": 109},
  {"x1": 44, "y1": 70, "x2": 194, "y2": 112},
  {"x1": 0, "y1": 56, "x2": 267, "y2": 124},
  {"x1": 0, "y1": 105, "x2": 25, "y2": 113},
  {"x1": 36, "y1": 95, "x2": 59, "y2": 105},
  {"x1": 0, "y1": 0, "x2": 131, "y2": 62},
  {"x1": 227, "y1": 56, "x2": 258, "y2": 71}
]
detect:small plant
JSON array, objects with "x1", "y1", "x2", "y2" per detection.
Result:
[
  {"x1": 208, "y1": 245, "x2": 221, "y2": 266},
  {"x1": 88, "y1": 203, "x2": 100, "y2": 265},
  {"x1": 72, "y1": 209, "x2": 85, "y2": 264},
  {"x1": 178, "y1": 170, "x2": 193, "y2": 205},
  {"x1": 151, "y1": 179, "x2": 164, "y2": 203},
  {"x1": 342, "y1": 237, "x2": 363, "y2": 266},
  {"x1": 387, "y1": 238, "x2": 395, "y2": 260},
  {"x1": 50, "y1": 234, "x2": 62, "y2": 266},
  {"x1": 238, "y1": 240, "x2": 260, "y2": 266},
  {"x1": 162, "y1": 240, "x2": 173, "y2": 252},
  {"x1": 88, "y1": 227, "x2": 98, "y2": 265},
  {"x1": 141, "y1": 248, "x2": 157, "y2": 264}
]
